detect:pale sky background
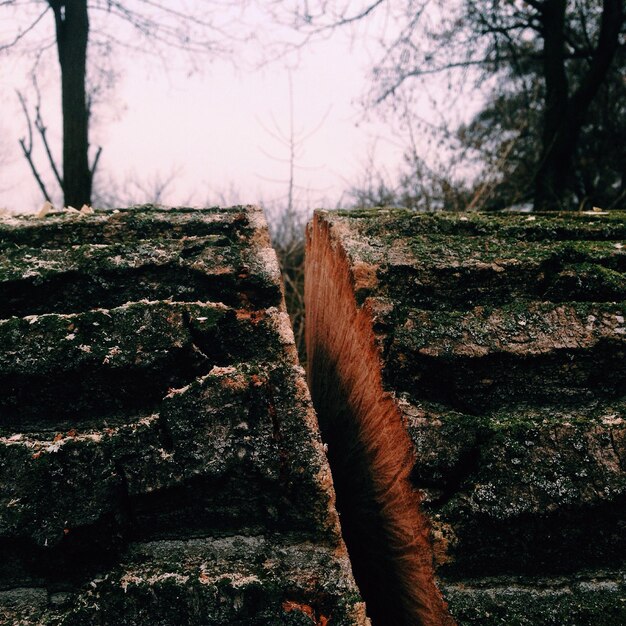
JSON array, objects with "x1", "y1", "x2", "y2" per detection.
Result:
[{"x1": 0, "y1": 2, "x2": 436, "y2": 218}]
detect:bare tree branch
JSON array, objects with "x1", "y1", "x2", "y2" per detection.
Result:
[
  {"x1": 0, "y1": 5, "x2": 50, "y2": 51},
  {"x1": 31, "y1": 68, "x2": 64, "y2": 191},
  {"x1": 34, "y1": 109, "x2": 63, "y2": 190},
  {"x1": 91, "y1": 145, "x2": 103, "y2": 177},
  {"x1": 16, "y1": 90, "x2": 52, "y2": 203}
]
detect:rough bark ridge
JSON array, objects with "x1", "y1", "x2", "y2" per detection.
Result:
[
  {"x1": 306, "y1": 209, "x2": 626, "y2": 626},
  {"x1": 0, "y1": 205, "x2": 368, "y2": 626}
]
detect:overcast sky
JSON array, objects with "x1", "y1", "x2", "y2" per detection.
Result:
[{"x1": 0, "y1": 2, "x2": 412, "y2": 216}]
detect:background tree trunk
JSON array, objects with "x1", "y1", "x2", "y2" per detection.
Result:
[
  {"x1": 51, "y1": 0, "x2": 91, "y2": 207},
  {"x1": 534, "y1": 0, "x2": 569, "y2": 210},
  {"x1": 534, "y1": 0, "x2": 623, "y2": 211}
]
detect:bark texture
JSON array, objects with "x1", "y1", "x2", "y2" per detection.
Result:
[
  {"x1": 306, "y1": 208, "x2": 626, "y2": 626},
  {"x1": 0, "y1": 205, "x2": 368, "y2": 626}
]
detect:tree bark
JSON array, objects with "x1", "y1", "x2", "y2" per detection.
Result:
[
  {"x1": 51, "y1": 0, "x2": 91, "y2": 207},
  {"x1": 0, "y1": 206, "x2": 368, "y2": 626},
  {"x1": 534, "y1": 0, "x2": 623, "y2": 211},
  {"x1": 307, "y1": 208, "x2": 626, "y2": 624}
]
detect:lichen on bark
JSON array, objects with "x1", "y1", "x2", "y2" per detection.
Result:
[
  {"x1": 0, "y1": 205, "x2": 368, "y2": 626},
  {"x1": 306, "y1": 208, "x2": 626, "y2": 626}
]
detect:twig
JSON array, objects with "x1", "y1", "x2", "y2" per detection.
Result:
[
  {"x1": 16, "y1": 91, "x2": 51, "y2": 203},
  {"x1": 91, "y1": 146, "x2": 103, "y2": 178},
  {"x1": 35, "y1": 106, "x2": 63, "y2": 189}
]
